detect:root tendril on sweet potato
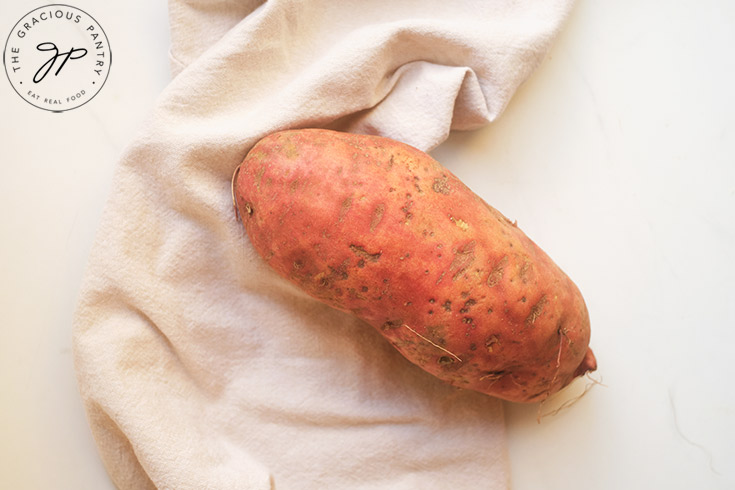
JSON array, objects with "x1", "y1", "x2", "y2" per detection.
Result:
[
  {"x1": 232, "y1": 164, "x2": 242, "y2": 222},
  {"x1": 537, "y1": 373, "x2": 604, "y2": 423},
  {"x1": 402, "y1": 324, "x2": 462, "y2": 363}
]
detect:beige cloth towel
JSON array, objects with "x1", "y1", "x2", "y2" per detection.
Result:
[{"x1": 73, "y1": 0, "x2": 574, "y2": 488}]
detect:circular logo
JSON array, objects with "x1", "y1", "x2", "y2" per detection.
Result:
[{"x1": 3, "y1": 4, "x2": 111, "y2": 112}]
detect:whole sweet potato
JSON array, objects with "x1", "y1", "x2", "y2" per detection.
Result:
[{"x1": 234, "y1": 129, "x2": 596, "y2": 403}]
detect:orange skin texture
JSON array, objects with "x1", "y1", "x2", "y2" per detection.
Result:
[{"x1": 235, "y1": 129, "x2": 596, "y2": 403}]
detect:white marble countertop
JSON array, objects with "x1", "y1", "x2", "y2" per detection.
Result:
[{"x1": 2, "y1": 1, "x2": 733, "y2": 489}]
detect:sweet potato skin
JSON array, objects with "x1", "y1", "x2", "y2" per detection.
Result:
[{"x1": 235, "y1": 129, "x2": 595, "y2": 403}]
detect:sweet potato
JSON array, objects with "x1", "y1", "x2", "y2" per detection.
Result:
[{"x1": 234, "y1": 129, "x2": 595, "y2": 403}]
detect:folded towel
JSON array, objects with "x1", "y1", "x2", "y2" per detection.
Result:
[{"x1": 73, "y1": 0, "x2": 574, "y2": 488}]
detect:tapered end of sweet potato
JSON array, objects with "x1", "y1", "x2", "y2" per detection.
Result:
[{"x1": 573, "y1": 348, "x2": 597, "y2": 378}]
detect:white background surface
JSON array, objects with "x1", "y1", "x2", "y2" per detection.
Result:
[{"x1": 1, "y1": 1, "x2": 733, "y2": 489}]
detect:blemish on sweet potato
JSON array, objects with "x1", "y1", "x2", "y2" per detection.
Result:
[
  {"x1": 485, "y1": 335, "x2": 500, "y2": 353},
  {"x1": 526, "y1": 295, "x2": 548, "y2": 327},
  {"x1": 449, "y1": 215, "x2": 470, "y2": 231},
  {"x1": 328, "y1": 262, "x2": 349, "y2": 280},
  {"x1": 486, "y1": 256, "x2": 508, "y2": 288},
  {"x1": 401, "y1": 199, "x2": 414, "y2": 224},
  {"x1": 370, "y1": 204, "x2": 385, "y2": 232},
  {"x1": 436, "y1": 271, "x2": 446, "y2": 285},
  {"x1": 459, "y1": 299, "x2": 477, "y2": 313},
  {"x1": 382, "y1": 320, "x2": 401, "y2": 331},
  {"x1": 349, "y1": 244, "x2": 381, "y2": 262},
  {"x1": 432, "y1": 175, "x2": 451, "y2": 194},
  {"x1": 338, "y1": 196, "x2": 353, "y2": 222},
  {"x1": 251, "y1": 166, "x2": 266, "y2": 192},
  {"x1": 519, "y1": 259, "x2": 532, "y2": 281},
  {"x1": 314, "y1": 271, "x2": 330, "y2": 288},
  {"x1": 438, "y1": 241, "x2": 476, "y2": 284}
]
